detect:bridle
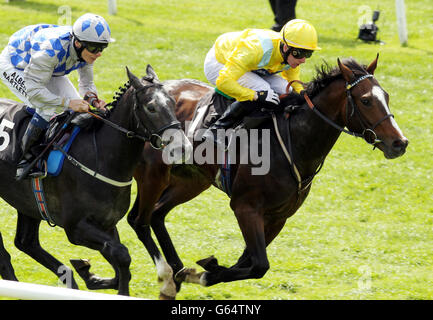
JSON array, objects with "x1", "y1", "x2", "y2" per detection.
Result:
[
  {"x1": 289, "y1": 74, "x2": 394, "y2": 146},
  {"x1": 274, "y1": 73, "x2": 393, "y2": 196},
  {"x1": 87, "y1": 85, "x2": 181, "y2": 150},
  {"x1": 55, "y1": 85, "x2": 182, "y2": 189}
]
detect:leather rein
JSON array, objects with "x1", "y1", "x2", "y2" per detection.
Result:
[
  {"x1": 288, "y1": 74, "x2": 394, "y2": 146},
  {"x1": 273, "y1": 74, "x2": 393, "y2": 195},
  {"x1": 86, "y1": 85, "x2": 181, "y2": 150},
  {"x1": 59, "y1": 86, "x2": 181, "y2": 187}
]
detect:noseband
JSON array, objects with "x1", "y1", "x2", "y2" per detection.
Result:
[
  {"x1": 131, "y1": 86, "x2": 181, "y2": 149},
  {"x1": 344, "y1": 74, "x2": 394, "y2": 145},
  {"x1": 290, "y1": 74, "x2": 394, "y2": 146}
]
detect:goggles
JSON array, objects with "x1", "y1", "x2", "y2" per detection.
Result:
[
  {"x1": 81, "y1": 41, "x2": 108, "y2": 54},
  {"x1": 289, "y1": 47, "x2": 313, "y2": 59}
]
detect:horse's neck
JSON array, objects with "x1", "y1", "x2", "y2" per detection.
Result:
[
  {"x1": 93, "y1": 95, "x2": 143, "y2": 177},
  {"x1": 289, "y1": 85, "x2": 346, "y2": 175}
]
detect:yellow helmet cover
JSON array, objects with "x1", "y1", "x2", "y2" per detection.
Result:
[{"x1": 280, "y1": 19, "x2": 321, "y2": 50}]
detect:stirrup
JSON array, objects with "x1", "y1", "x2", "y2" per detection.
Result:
[{"x1": 16, "y1": 159, "x2": 47, "y2": 180}]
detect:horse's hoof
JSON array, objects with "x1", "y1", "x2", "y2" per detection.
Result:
[
  {"x1": 69, "y1": 259, "x2": 90, "y2": 272},
  {"x1": 196, "y1": 255, "x2": 219, "y2": 272},
  {"x1": 174, "y1": 267, "x2": 207, "y2": 285},
  {"x1": 159, "y1": 292, "x2": 176, "y2": 300},
  {"x1": 174, "y1": 267, "x2": 193, "y2": 283},
  {"x1": 70, "y1": 259, "x2": 91, "y2": 274}
]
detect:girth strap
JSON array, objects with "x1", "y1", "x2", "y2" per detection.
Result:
[
  {"x1": 55, "y1": 146, "x2": 133, "y2": 187},
  {"x1": 272, "y1": 112, "x2": 322, "y2": 194},
  {"x1": 271, "y1": 113, "x2": 302, "y2": 190},
  {"x1": 31, "y1": 177, "x2": 56, "y2": 227}
]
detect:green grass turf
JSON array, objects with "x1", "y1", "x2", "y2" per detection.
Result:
[{"x1": 0, "y1": 0, "x2": 432, "y2": 300}]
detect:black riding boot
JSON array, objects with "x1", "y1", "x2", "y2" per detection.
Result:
[
  {"x1": 202, "y1": 100, "x2": 256, "y2": 147},
  {"x1": 16, "y1": 114, "x2": 49, "y2": 180}
]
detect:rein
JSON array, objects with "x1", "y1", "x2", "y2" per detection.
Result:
[
  {"x1": 288, "y1": 75, "x2": 393, "y2": 146},
  {"x1": 59, "y1": 86, "x2": 181, "y2": 187},
  {"x1": 275, "y1": 73, "x2": 393, "y2": 194},
  {"x1": 85, "y1": 85, "x2": 181, "y2": 150},
  {"x1": 85, "y1": 110, "x2": 146, "y2": 141}
]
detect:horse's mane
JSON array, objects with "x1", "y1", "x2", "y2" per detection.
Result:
[
  {"x1": 70, "y1": 81, "x2": 132, "y2": 131},
  {"x1": 107, "y1": 81, "x2": 132, "y2": 109},
  {"x1": 305, "y1": 58, "x2": 368, "y2": 98}
]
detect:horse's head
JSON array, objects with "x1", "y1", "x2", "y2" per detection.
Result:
[
  {"x1": 337, "y1": 55, "x2": 408, "y2": 159},
  {"x1": 126, "y1": 65, "x2": 193, "y2": 163}
]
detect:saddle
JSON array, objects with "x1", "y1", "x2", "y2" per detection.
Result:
[
  {"x1": 187, "y1": 89, "x2": 276, "y2": 141},
  {"x1": 185, "y1": 90, "x2": 305, "y2": 197},
  {"x1": 0, "y1": 98, "x2": 97, "y2": 177}
]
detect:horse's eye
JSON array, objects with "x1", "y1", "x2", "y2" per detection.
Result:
[
  {"x1": 147, "y1": 105, "x2": 156, "y2": 113},
  {"x1": 361, "y1": 98, "x2": 370, "y2": 106}
]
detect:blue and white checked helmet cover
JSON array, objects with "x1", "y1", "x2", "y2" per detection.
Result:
[{"x1": 72, "y1": 13, "x2": 114, "y2": 43}]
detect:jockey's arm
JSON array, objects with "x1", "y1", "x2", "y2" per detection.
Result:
[
  {"x1": 24, "y1": 51, "x2": 71, "y2": 112},
  {"x1": 77, "y1": 64, "x2": 97, "y2": 97},
  {"x1": 281, "y1": 66, "x2": 303, "y2": 93},
  {"x1": 215, "y1": 42, "x2": 261, "y2": 102},
  {"x1": 78, "y1": 64, "x2": 106, "y2": 109}
]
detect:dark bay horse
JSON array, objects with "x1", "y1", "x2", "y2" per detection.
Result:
[
  {"x1": 84, "y1": 56, "x2": 408, "y2": 299},
  {"x1": 127, "y1": 56, "x2": 409, "y2": 299},
  {"x1": 0, "y1": 65, "x2": 192, "y2": 296}
]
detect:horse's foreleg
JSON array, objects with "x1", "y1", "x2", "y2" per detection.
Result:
[
  {"x1": 66, "y1": 220, "x2": 131, "y2": 296},
  {"x1": 127, "y1": 168, "x2": 177, "y2": 299},
  {"x1": 70, "y1": 227, "x2": 123, "y2": 291},
  {"x1": 194, "y1": 207, "x2": 269, "y2": 286},
  {"x1": 128, "y1": 206, "x2": 176, "y2": 300},
  {"x1": 229, "y1": 218, "x2": 286, "y2": 269},
  {"x1": 0, "y1": 231, "x2": 18, "y2": 281},
  {"x1": 152, "y1": 178, "x2": 213, "y2": 284},
  {"x1": 14, "y1": 212, "x2": 78, "y2": 288}
]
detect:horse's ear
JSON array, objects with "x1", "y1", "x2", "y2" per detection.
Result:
[
  {"x1": 337, "y1": 58, "x2": 354, "y2": 82},
  {"x1": 366, "y1": 53, "x2": 379, "y2": 75},
  {"x1": 145, "y1": 64, "x2": 160, "y2": 84},
  {"x1": 126, "y1": 66, "x2": 143, "y2": 89}
]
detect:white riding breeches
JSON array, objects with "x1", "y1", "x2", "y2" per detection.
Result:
[
  {"x1": 203, "y1": 45, "x2": 291, "y2": 97},
  {"x1": 0, "y1": 48, "x2": 80, "y2": 121}
]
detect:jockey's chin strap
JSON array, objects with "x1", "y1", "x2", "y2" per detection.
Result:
[{"x1": 287, "y1": 75, "x2": 393, "y2": 147}]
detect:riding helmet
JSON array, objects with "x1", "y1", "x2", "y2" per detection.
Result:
[
  {"x1": 280, "y1": 19, "x2": 321, "y2": 51},
  {"x1": 72, "y1": 13, "x2": 115, "y2": 43}
]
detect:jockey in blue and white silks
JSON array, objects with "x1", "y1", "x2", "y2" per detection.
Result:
[
  {"x1": 2, "y1": 24, "x2": 91, "y2": 117},
  {"x1": 0, "y1": 13, "x2": 114, "y2": 180}
]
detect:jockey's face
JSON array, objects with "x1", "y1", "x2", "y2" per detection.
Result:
[
  {"x1": 81, "y1": 48, "x2": 103, "y2": 64},
  {"x1": 282, "y1": 44, "x2": 308, "y2": 69},
  {"x1": 74, "y1": 40, "x2": 103, "y2": 64},
  {"x1": 286, "y1": 54, "x2": 306, "y2": 69}
]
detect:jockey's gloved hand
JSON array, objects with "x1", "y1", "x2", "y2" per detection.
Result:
[
  {"x1": 84, "y1": 91, "x2": 99, "y2": 107},
  {"x1": 84, "y1": 91, "x2": 107, "y2": 111},
  {"x1": 255, "y1": 90, "x2": 280, "y2": 107}
]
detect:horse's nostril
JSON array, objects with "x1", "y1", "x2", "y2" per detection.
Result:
[{"x1": 393, "y1": 138, "x2": 408, "y2": 151}]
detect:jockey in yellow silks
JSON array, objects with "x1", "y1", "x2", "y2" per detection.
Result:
[{"x1": 203, "y1": 19, "x2": 320, "y2": 146}]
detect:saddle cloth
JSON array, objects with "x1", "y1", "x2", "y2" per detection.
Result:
[{"x1": 0, "y1": 98, "x2": 30, "y2": 163}]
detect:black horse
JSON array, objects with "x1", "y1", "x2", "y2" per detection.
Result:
[
  {"x1": 0, "y1": 65, "x2": 192, "y2": 296},
  {"x1": 125, "y1": 56, "x2": 408, "y2": 298}
]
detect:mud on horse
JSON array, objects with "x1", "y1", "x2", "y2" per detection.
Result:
[
  {"x1": 0, "y1": 65, "x2": 192, "y2": 296},
  {"x1": 128, "y1": 55, "x2": 408, "y2": 299}
]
